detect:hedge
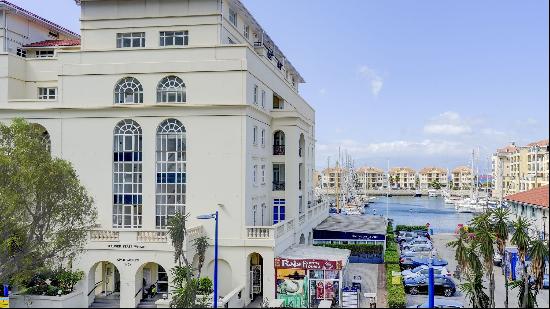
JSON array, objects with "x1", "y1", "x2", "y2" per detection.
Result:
[
  {"x1": 386, "y1": 234, "x2": 395, "y2": 243},
  {"x1": 384, "y1": 250, "x2": 400, "y2": 264},
  {"x1": 386, "y1": 263, "x2": 406, "y2": 308},
  {"x1": 395, "y1": 225, "x2": 428, "y2": 232},
  {"x1": 314, "y1": 243, "x2": 384, "y2": 256}
]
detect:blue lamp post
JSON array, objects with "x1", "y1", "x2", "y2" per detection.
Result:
[
  {"x1": 428, "y1": 252, "x2": 435, "y2": 308},
  {"x1": 197, "y1": 210, "x2": 219, "y2": 308}
]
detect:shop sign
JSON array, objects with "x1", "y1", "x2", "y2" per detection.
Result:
[
  {"x1": 275, "y1": 258, "x2": 342, "y2": 270},
  {"x1": 0, "y1": 297, "x2": 8, "y2": 308}
]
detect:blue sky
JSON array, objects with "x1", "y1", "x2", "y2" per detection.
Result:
[{"x1": 12, "y1": 0, "x2": 549, "y2": 172}]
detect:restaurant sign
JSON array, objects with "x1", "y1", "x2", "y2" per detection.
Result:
[{"x1": 275, "y1": 258, "x2": 342, "y2": 270}]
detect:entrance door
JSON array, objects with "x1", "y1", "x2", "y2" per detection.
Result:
[
  {"x1": 143, "y1": 268, "x2": 151, "y2": 287},
  {"x1": 251, "y1": 265, "x2": 262, "y2": 296}
]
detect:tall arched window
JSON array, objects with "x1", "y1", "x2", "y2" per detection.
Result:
[
  {"x1": 113, "y1": 119, "x2": 143, "y2": 228},
  {"x1": 156, "y1": 119, "x2": 186, "y2": 229},
  {"x1": 31, "y1": 123, "x2": 51, "y2": 152},
  {"x1": 114, "y1": 77, "x2": 144, "y2": 104},
  {"x1": 157, "y1": 76, "x2": 186, "y2": 103}
]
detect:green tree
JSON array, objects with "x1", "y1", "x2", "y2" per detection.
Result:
[
  {"x1": 529, "y1": 239, "x2": 549, "y2": 290},
  {"x1": 0, "y1": 119, "x2": 97, "y2": 286},
  {"x1": 471, "y1": 212, "x2": 496, "y2": 308},
  {"x1": 491, "y1": 207, "x2": 511, "y2": 308},
  {"x1": 167, "y1": 213, "x2": 211, "y2": 308},
  {"x1": 510, "y1": 217, "x2": 531, "y2": 308}
]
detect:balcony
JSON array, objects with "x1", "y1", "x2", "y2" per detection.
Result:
[
  {"x1": 87, "y1": 225, "x2": 204, "y2": 250},
  {"x1": 245, "y1": 200, "x2": 329, "y2": 246},
  {"x1": 273, "y1": 145, "x2": 285, "y2": 155},
  {"x1": 273, "y1": 181, "x2": 286, "y2": 191}
]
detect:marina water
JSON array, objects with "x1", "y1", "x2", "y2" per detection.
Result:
[{"x1": 366, "y1": 196, "x2": 474, "y2": 233}]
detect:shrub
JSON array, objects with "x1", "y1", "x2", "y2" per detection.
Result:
[
  {"x1": 386, "y1": 263, "x2": 406, "y2": 308},
  {"x1": 384, "y1": 250, "x2": 400, "y2": 264},
  {"x1": 395, "y1": 225, "x2": 428, "y2": 233},
  {"x1": 23, "y1": 269, "x2": 83, "y2": 296},
  {"x1": 386, "y1": 234, "x2": 395, "y2": 243},
  {"x1": 198, "y1": 277, "x2": 213, "y2": 295},
  {"x1": 314, "y1": 244, "x2": 384, "y2": 256}
]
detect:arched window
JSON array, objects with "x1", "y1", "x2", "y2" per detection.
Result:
[
  {"x1": 273, "y1": 130, "x2": 285, "y2": 155},
  {"x1": 31, "y1": 123, "x2": 51, "y2": 152},
  {"x1": 157, "y1": 76, "x2": 186, "y2": 103},
  {"x1": 114, "y1": 77, "x2": 144, "y2": 104},
  {"x1": 156, "y1": 119, "x2": 186, "y2": 229},
  {"x1": 113, "y1": 119, "x2": 143, "y2": 228}
]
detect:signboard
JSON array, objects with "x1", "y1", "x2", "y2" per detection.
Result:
[
  {"x1": 276, "y1": 269, "x2": 308, "y2": 308},
  {"x1": 0, "y1": 297, "x2": 8, "y2": 308},
  {"x1": 275, "y1": 258, "x2": 343, "y2": 270}
]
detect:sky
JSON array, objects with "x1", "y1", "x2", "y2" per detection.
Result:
[{"x1": 10, "y1": 0, "x2": 549, "y2": 172}]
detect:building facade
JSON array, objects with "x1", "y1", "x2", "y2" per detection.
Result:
[
  {"x1": 389, "y1": 167, "x2": 416, "y2": 190},
  {"x1": 320, "y1": 167, "x2": 344, "y2": 191},
  {"x1": 451, "y1": 166, "x2": 473, "y2": 190},
  {"x1": 418, "y1": 167, "x2": 448, "y2": 190},
  {"x1": 492, "y1": 140, "x2": 549, "y2": 199},
  {"x1": 505, "y1": 185, "x2": 549, "y2": 241},
  {"x1": 0, "y1": 0, "x2": 328, "y2": 307},
  {"x1": 356, "y1": 166, "x2": 385, "y2": 191}
]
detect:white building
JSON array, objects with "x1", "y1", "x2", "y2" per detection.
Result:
[
  {"x1": 356, "y1": 166, "x2": 385, "y2": 191},
  {"x1": 505, "y1": 185, "x2": 549, "y2": 241},
  {"x1": 418, "y1": 167, "x2": 448, "y2": 190},
  {"x1": 0, "y1": 0, "x2": 328, "y2": 307}
]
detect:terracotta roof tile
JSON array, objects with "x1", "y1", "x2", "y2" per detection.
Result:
[
  {"x1": 505, "y1": 185, "x2": 549, "y2": 208},
  {"x1": 24, "y1": 39, "x2": 81, "y2": 48},
  {"x1": 527, "y1": 139, "x2": 549, "y2": 148}
]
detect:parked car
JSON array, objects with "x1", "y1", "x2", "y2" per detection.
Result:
[
  {"x1": 402, "y1": 265, "x2": 451, "y2": 280},
  {"x1": 493, "y1": 252, "x2": 502, "y2": 267},
  {"x1": 402, "y1": 239, "x2": 433, "y2": 251},
  {"x1": 401, "y1": 237, "x2": 433, "y2": 249},
  {"x1": 407, "y1": 299, "x2": 464, "y2": 308},
  {"x1": 402, "y1": 257, "x2": 448, "y2": 270},
  {"x1": 401, "y1": 245, "x2": 436, "y2": 257},
  {"x1": 404, "y1": 275, "x2": 456, "y2": 297},
  {"x1": 543, "y1": 274, "x2": 549, "y2": 289}
]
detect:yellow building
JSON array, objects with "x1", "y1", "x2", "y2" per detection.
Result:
[
  {"x1": 356, "y1": 167, "x2": 385, "y2": 191},
  {"x1": 389, "y1": 167, "x2": 416, "y2": 190},
  {"x1": 452, "y1": 166, "x2": 473, "y2": 190},
  {"x1": 418, "y1": 167, "x2": 448, "y2": 190},
  {"x1": 492, "y1": 139, "x2": 549, "y2": 198},
  {"x1": 321, "y1": 167, "x2": 344, "y2": 190}
]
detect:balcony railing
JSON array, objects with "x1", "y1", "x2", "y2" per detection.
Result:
[
  {"x1": 89, "y1": 226, "x2": 204, "y2": 244},
  {"x1": 273, "y1": 145, "x2": 285, "y2": 155},
  {"x1": 299, "y1": 147, "x2": 303, "y2": 157},
  {"x1": 299, "y1": 180, "x2": 302, "y2": 190},
  {"x1": 273, "y1": 181, "x2": 286, "y2": 191}
]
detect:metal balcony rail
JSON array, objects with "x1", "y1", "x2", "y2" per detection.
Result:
[
  {"x1": 273, "y1": 145, "x2": 285, "y2": 155},
  {"x1": 273, "y1": 181, "x2": 285, "y2": 191}
]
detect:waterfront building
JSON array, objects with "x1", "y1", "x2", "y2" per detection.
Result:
[
  {"x1": 321, "y1": 166, "x2": 344, "y2": 191},
  {"x1": 388, "y1": 167, "x2": 416, "y2": 190},
  {"x1": 418, "y1": 167, "x2": 448, "y2": 190},
  {"x1": 0, "y1": 0, "x2": 328, "y2": 307},
  {"x1": 451, "y1": 166, "x2": 473, "y2": 190},
  {"x1": 505, "y1": 185, "x2": 549, "y2": 241},
  {"x1": 356, "y1": 166, "x2": 385, "y2": 192},
  {"x1": 492, "y1": 144, "x2": 517, "y2": 199},
  {"x1": 492, "y1": 139, "x2": 549, "y2": 199}
]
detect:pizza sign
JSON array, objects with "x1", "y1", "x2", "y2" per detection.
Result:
[{"x1": 275, "y1": 258, "x2": 342, "y2": 270}]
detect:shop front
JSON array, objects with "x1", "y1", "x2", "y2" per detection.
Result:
[{"x1": 274, "y1": 246, "x2": 350, "y2": 308}]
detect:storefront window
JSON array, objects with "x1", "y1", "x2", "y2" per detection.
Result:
[{"x1": 308, "y1": 270, "x2": 341, "y2": 307}]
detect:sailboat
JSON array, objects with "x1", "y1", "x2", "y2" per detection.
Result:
[{"x1": 455, "y1": 149, "x2": 484, "y2": 213}]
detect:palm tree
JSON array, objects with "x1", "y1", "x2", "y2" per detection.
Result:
[
  {"x1": 491, "y1": 207, "x2": 511, "y2": 308},
  {"x1": 447, "y1": 226, "x2": 469, "y2": 278},
  {"x1": 462, "y1": 240, "x2": 490, "y2": 308},
  {"x1": 529, "y1": 239, "x2": 549, "y2": 290},
  {"x1": 510, "y1": 217, "x2": 531, "y2": 308},
  {"x1": 472, "y1": 212, "x2": 496, "y2": 308}
]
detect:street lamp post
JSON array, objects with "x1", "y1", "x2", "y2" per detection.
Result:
[
  {"x1": 428, "y1": 252, "x2": 435, "y2": 308},
  {"x1": 542, "y1": 213, "x2": 547, "y2": 241},
  {"x1": 197, "y1": 210, "x2": 219, "y2": 308}
]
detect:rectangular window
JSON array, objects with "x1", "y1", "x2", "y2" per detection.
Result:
[
  {"x1": 273, "y1": 199, "x2": 286, "y2": 224},
  {"x1": 16, "y1": 48, "x2": 26, "y2": 58},
  {"x1": 160, "y1": 31, "x2": 189, "y2": 46},
  {"x1": 261, "y1": 129, "x2": 265, "y2": 147},
  {"x1": 261, "y1": 165, "x2": 266, "y2": 184},
  {"x1": 116, "y1": 32, "x2": 146, "y2": 48},
  {"x1": 253, "y1": 85, "x2": 258, "y2": 105},
  {"x1": 253, "y1": 126, "x2": 258, "y2": 145},
  {"x1": 244, "y1": 24, "x2": 250, "y2": 39},
  {"x1": 38, "y1": 87, "x2": 57, "y2": 100},
  {"x1": 261, "y1": 90, "x2": 266, "y2": 108},
  {"x1": 229, "y1": 9, "x2": 238, "y2": 27},
  {"x1": 253, "y1": 165, "x2": 258, "y2": 185},
  {"x1": 36, "y1": 50, "x2": 54, "y2": 58}
]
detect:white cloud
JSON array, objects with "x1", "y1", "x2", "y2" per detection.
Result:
[
  {"x1": 423, "y1": 111, "x2": 472, "y2": 135},
  {"x1": 358, "y1": 65, "x2": 384, "y2": 97}
]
